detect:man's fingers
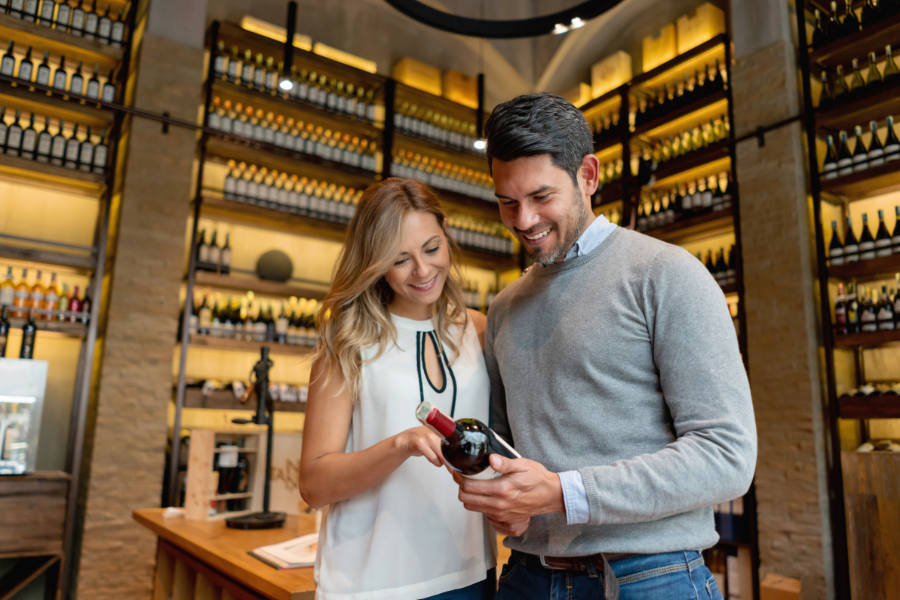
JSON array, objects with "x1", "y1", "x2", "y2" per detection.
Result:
[
  {"x1": 489, "y1": 454, "x2": 530, "y2": 474},
  {"x1": 459, "y1": 490, "x2": 505, "y2": 511}
]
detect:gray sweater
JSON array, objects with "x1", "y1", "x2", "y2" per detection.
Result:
[{"x1": 485, "y1": 227, "x2": 756, "y2": 556}]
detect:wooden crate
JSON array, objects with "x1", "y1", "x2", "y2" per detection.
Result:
[
  {"x1": 841, "y1": 451, "x2": 900, "y2": 600},
  {"x1": 0, "y1": 471, "x2": 69, "y2": 557}
]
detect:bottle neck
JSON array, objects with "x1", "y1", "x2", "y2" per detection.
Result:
[{"x1": 419, "y1": 402, "x2": 460, "y2": 439}]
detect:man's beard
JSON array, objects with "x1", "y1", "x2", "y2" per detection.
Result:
[{"x1": 524, "y1": 187, "x2": 589, "y2": 267}]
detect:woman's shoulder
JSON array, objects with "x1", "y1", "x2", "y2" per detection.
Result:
[{"x1": 465, "y1": 308, "x2": 487, "y2": 349}]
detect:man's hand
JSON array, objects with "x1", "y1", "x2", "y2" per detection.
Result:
[{"x1": 453, "y1": 454, "x2": 565, "y2": 533}]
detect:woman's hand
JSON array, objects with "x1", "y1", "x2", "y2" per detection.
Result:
[{"x1": 394, "y1": 426, "x2": 445, "y2": 467}]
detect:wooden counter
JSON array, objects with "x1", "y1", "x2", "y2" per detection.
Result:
[{"x1": 134, "y1": 508, "x2": 316, "y2": 600}]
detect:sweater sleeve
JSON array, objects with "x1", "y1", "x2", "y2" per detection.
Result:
[
  {"x1": 485, "y1": 305, "x2": 515, "y2": 448},
  {"x1": 579, "y1": 246, "x2": 757, "y2": 525}
]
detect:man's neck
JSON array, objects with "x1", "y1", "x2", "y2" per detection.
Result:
[{"x1": 554, "y1": 212, "x2": 597, "y2": 264}]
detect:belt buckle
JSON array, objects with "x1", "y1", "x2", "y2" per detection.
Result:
[{"x1": 539, "y1": 555, "x2": 566, "y2": 570}]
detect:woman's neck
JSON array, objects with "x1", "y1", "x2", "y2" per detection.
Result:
[{"x1": 388, "y1": 299, "x2": 435, "y2": 321}]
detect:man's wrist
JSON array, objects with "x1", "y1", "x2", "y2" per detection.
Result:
[{"x1": 548, "y1": 472, "x2": 566, "y2": 514}]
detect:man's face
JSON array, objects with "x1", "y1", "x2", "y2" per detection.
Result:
[{"x1": 492, "y1": 154, "x2": 598, "y2": 266}]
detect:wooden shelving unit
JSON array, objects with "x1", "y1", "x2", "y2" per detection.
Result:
[
  {"x1": 7, "y1": 317, "x2": 88, "y2": 338},
  {"x1": 184, "y1": 388, "x2": 306, "y2": 414},
  {"x1": 187, "y1": 334, "x2": 314, "y2": 357},
  {"x1": 820, "y1": 160, "x2": 900, "y2": 200},
  {"x1": 0, "y1": 152, "x2": 105, "y2": 195},
  {"x1": 828, "y1": 253, "x2": 900, "y2": 282},
  {"x1": 644, "y1": 207, "x2": 735, "y2": 245},
  {"x1": 193, "y1": 270, "x2": 329, "y2": 300},
  {"x1": 0, "y1": 11, "x2": 123, "y2": 69}
]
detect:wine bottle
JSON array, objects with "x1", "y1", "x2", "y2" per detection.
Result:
[
  {"x1": 85, "y1": 64, "x2": 101, "y2": 99},
  {"x1": 862, "y1": 0, "x2": 881, "y2": 28},
  {"x1": 715, "y1": 249, "x2": 728, "y2": 287},
  {"x1": 866, "y1": 52, "x2": 883, "y2": 89},
  {"x1": 885, "y1": 45, "x2": 900, "y2": 83},
  {"x1": 97, "y1": 4, "x2": 112, "y2": 44},
  {"x1": 847, "y1": 283, "x2": 860, "y2": 333},
  {"x1": 837, "y1": 130, "x2": 854, "y2": 175},
  {"x1": 64, "y1": 122, "x2": 80, "y2": 168},
  {"x1": 17, "y1": 46, "x2": 33, "y2": 82},
  {"x1": 19, "y1": 308, "x2": 36, "y2": 358},
  {"x1": 0, "y1": 305, "x2": 8, "y2": 357},
  {"x1": 70, "y1": 0, "x2": 85, "y2": 36},
  {"x1": 52, "y1": 56, "x2": 67, "y2": 89},
  {"x1": 68, "y1": 286, "x2": 81, "y2": 322},
  {"x1": 110, "y1": 7, "x2": 125, "y2": 48},
  {"x1": 860, "y1": 288, "x2": 878, "y2": 332},
  {"x1": 198, "y1": 294, "x2": 211, "y2": 336},
  {"x1": 0, "y1": 267, "x2": 13, "y2": 308},
  {"x1": 852, "y1": 125, "x2": 869, "y2": 172},
  {"x1": 647, "y1": 198, "x2": 658, "y2": 229},
  {"x1": 829, "y1": 220, "x2": 845, "y2": 265},
  {"x1": 868, "y1": 121, "x2": 885, "y2": 166},
  {"x1": 38, "y1": 0, "x2": 55, "y2": 26},
  {"x1": 835, "y1": 283, "x2": 847, "y2": 335},
  {"x1": 70, "y1": 61, "x2": 85, "y2": 95},
  {"x1": 240, "y1": 49, "x2": 253, "y2": 86},
  {"x1": 636, "y1": 202, "x2": 647, "y2": 232},
  {"x1": 276, "y1": 302, "x2": 288, "y2": 344},
  {"x1": 22, "y1": 0, "x2": 37, "y2": 22},
  {"x1": 50, "y1": 119, "x2": 66, "y2": 166},
  {"x1": 101, "y1": 69, "x2": 115, "y2": 102},
  {"x1": 78, "y1": 126, "x2": 93, "y2": 172},
  {"x1": 859, "y1": 213, "x2": 876, "y2": 260},
  {"x1": 0, "y1": 42, "x2": 15, "y2": 77},
  {"x1": 876, "y1": 210, "x2": 893, "y2": 257},
  {"x1": 35, "y1": 50, "x2": 50, "y2": 86},
  {"x1": 56, "y1": 1, "x2": 72, "y2": 31},
  {"x1": 819, "y1": 72, "x2": 834, "y2": 109},
  {"x1": 20, "y1": 112, "x2": 36, "y2": 159},
  {"x1": 208, "y1": 231, "x2": 220, "y2": 271},
  {"x1": 196, "y1": 229, "x2": 209, "y2": 269},
  {"x1": 843, "y1": 0, "x2": 861, "y2": 36},
  {"x1": 834, "y1": 65, "x2": 850, "y2": 99},
  {"x1": 827, "y1": 2, "x2": 842, "y2": 42},
  {"x1": 893, "y1": 206, "x2": 900, "y2": 253},
  {"x1": 664, "y1": 191, "x2": 675, "y2": 224},
  {"x1": 879, "y1": 285, "x2": 896, "y2": 330},
  {"x1": 813, "y1": 9, "x2": 829, "y2": 48},
  {"x1": 5, "y1": 109, "x2": 22, "y2": 156},
  {"x1": 92, "y1": 129, "x2": 107, "y2": 174},
  {"x1": 844, "y1": 216, "x2": 860, "y2": 262},
  {"x1": 220, "y1": 233, "x2": 232, "y2": 275},
  {"x1": 849, "y1": 58, "x2": 866, "y2": 94},
  {"x1": 416, "y1": 400, "x2": 521, "y2": 479},
  {"x1": 83, "y1": 0, "x2": 99, "y2": 40},
  {"x1": 885, "y1": 115, "x2": 900, "y2": 161},
  {"x1": 823, "y1": 135, "x2": 839, "y2": 179}
]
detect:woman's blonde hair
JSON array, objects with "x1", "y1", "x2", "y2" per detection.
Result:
[{"x1": 313, "y1": 178, "x2": 468, "y2": 403}]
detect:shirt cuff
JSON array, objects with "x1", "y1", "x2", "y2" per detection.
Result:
[{"x1": 558, "y1": 470, "x2": 591, "y2": 525}]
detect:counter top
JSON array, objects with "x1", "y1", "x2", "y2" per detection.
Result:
[{"x1": 134, "y1": 508, "x2": 316, "y2": 600}]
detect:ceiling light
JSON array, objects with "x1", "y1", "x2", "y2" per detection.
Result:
[
  {"x1": 553, "y1": 23, "x2": 569, "y2": 35},
  {"x1": 570, "y1": 17, "x2": 584, "y2": 28},
  {"x1": 279, "y1": 79, "x2": 294, "y2": 91},
  {"x1": 473, "y1": 139, "x2": 486, "y2": 150}
]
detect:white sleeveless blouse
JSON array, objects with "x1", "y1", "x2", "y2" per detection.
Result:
[{"x1": 315, "y1": 314, "x2": 495, "y2": 600}]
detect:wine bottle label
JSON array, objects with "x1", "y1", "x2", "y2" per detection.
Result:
[
  {"x1": 860, "y1": 250, "x2": 876, "y2": 260},
  {"x1": 99, "y1": 19, "x2": 112, "y2": 40},
  {"x1": 85, "y1": 13, "x2": 98, "y2": 35},
  {"x1": 0, "y1": 57, "x2": 13, "y2": 77},
  {"x1": 859, "y1": 240, "x2": 875, "y2": 251},
  {"x1": 79, "y1": 144, "x2": 93, "y2": 167},
  {"x1": 36, "y1": 66, "x2": 50, "y2": 85},
  {"x1": 111, "y1": 22, "x2": 125, "y2": 46},
  {"x1": 7, "y1": 129, "x2": 21, "y2": 149},
  {"x1": 835, "y1": 307, "x2": 846, "y2": 324},
  {"x1": 52, "y1": 71, "x2": 66, "y2": 89},
  {"x1": 830, "y1": 256, "x2": 844, "y2": 265},
  {"x1": 217, "y1": 447, "x2": 239, "y2": 468},
  {"x1": 18, "y1": 63, "x2": 33, "y2": 82},
  {"x1": 876, "y1": 247, "x2": 893, "y2": 258},
  {"x1": 208, "y1": 246, "x2": 220, "y2": 264},
  {"x1": 71, "y1": 77, "x2": 84, "y2": 95},
  {"x1": 21, "y1": 130, "x2": 36, "y2": 152}
]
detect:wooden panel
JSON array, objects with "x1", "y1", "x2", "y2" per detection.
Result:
[
  {"x1": 174, "y1": 559, "x2": 197, "y2": 600},
  {"x1": 184, "y1": 389, "x2": 306, "y2": 414},
  {"x1": 185, "y1": 429, "x2": 216, "y2": 521},
  {"x1": 839, "y1": 396, "x2": 900, "y2": 420},
  {"x1": 195, "y1": 571, "x2": 221, "y2": 600},
  {"x1": 0, "y1": 555, "x2": 60, "y2": 600},
  {"x1": 188, "y1": 336, "x2": 314, "y2": 357},
  {"x1": 135, "y1": 509, "x2": 317, "y2": 600},
  {"x1": 193, "y1": 271, "x2": 328, "y2": 301},
  {"x1": 154, "y1": 543, "x2": 175, "y2": 600},
  {"x1": 0, "y1": 472, "x2": 69, "y2": 557},
  {"x1": 841, "y1": 452, "x2": 900, "y2": 600}
]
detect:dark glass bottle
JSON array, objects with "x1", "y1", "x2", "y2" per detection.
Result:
[
  {"x1": 849, "y1": 58, "x2": 866, "y2": 94},
  {"x1": 876, "y1": 209, "x2": 893, "y2": 257},
  {"x1": 0, "y1": 305, "x2": 9, "y2": 357},
  {"x1": 859, "y1": 213, "x2": 876, "y2": 260},
  {"x1": 835, "y1": 283, "x2": 847, "y2": 335},
  {"x1": 866, "y1": 52, "x2": 883, "y2": 89},
  {"x1": 819, "y1": 72, "x2": 834, "y2": 109},
  {"x1": 827, "y1": 1, "x2": 842, "y2": 43},
  {"x1": 829, "y1": 220, "x2": 844, "y2": 265},
  {"x1": 847, "y1": 283, "x2": 860, "y2": 333},
  {"x1": 862, "y1": 0, "x2": 882, "y2": 28},
  {"x1": 868, "y1": 121, "x2": 885, "y2": 167},
  {"x1": 417, "y1": 401, "x2": 519, "y2": 478},
  {"x1": 837, "y1": 130, "x2": 854, "y2": 175},
  {"x1": 19, "y1": 307, "x2": 36, "y2": 359},
  {"x1": 843, "y1": 216, "x2": 860, "y2": 262},
  {"x1": 813, "y1": 9, "x2": 829, "y2": 48},
  {"x1": 852, "y1": 125, "x2": 869, "y2": 172},
  {"x1": 842, "y1": 0, "x2": 861, "y2": 36},
  {"x1": 715, "y1": 249, "x2": 728, "y2": 287},
  {"x1": 834, "y1": 65, "x2": 850, "y2": 99},
  {"x1": 892, "y1": 206, "x2": 900, "y2": 253},
  {"x1": 879, "y1": 285, "x2": 896, "y2": 330},
  {"x1": 885, "y1": 45, "x2": 900, "y2": 82},
  {"x1": 823, "y1": 135, "x2": 839, "y2": 179}
]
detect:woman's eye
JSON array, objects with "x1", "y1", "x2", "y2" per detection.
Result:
[
  {"x1": 425, "y1": 246, "x2": 440, "y2": 254},
  {"x1": 394, "y1": 259, "x2": 408, "y2": 266}
]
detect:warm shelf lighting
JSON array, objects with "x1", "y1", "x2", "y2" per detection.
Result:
[{"x1": 279, "y1": 79, "x2": 294, "y2": 91}]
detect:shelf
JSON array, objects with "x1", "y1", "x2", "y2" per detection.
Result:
[
  {"x1": 815, "y1": 79, "x2": 900, "y2": 133},
  {"x1": 809, "y1": 12, "x2": 900, "y2": 70},
  {"x1": 187, "y1": 334, "x2": 315, "y2": 357},
  {"x1": 833, "y1": 329, "x2": 900, "y2": 348},
  {"x1": 392, "y1": 128, "x2": 485, "y2": 160},
  {"x1": 820, "y1": 159, "x2": 900, "y2": 200},
  {"x1": 631, "y1": 34, "x2": 728, "y2": 89},
  {"x1": 838, "y1": 395, "x2": 900, "y2": 419},
  {"x1": 632, "y1": 91, "x2": 729, "y2": 138},
  {"x1": 199, "y1": 194, "x2": 348, "y2": 242},
  {"x1": 579, "y1": 85, "x2": 625, "y2": 115},
  {"x1": 204, "y1": 134, "x2": 378, "y2": 185},
  {"x1": 0, "y1": 79, "x2": 116, "y2": 128},
  {"x1": 7, "y1": 316, "x2": 87, "y2": 337},
  {"x1": 0, "y1": 12, "x2": 124, "y2": 70},
  {"x1": 828, "y1": 253, "x2": 900, "y2": 282},
  {"x1": 720, "y1": 282, "x2": 738, "y2": 296},
  {"x1": 193, "y1": 270, "x2": 329, "y2": 300},
  {"x1": 594, "y1": 177, "x2": 632, "y2": 206},
  {"x1": 593, "y1": 136, "x2": 624, "y2": 154},
  {"x1": 644, "y1": 207, "x2": 735, "y2": 245},
  {"x1": 393, "y1": 81, "x2": 478, "y2": 122},
  {"x1": 458, "y1": 247, "x2": 519, "y2": 273},
  {"x1": 184, "y1": 388, "x2": 306, "y2": 414},
  {"x1": 0, "y1": 243, "x2": 96, "y2": 271},
  {"x1": 211, "y1": 492, "x2": 253, "y2": 501},
  {"x1": 0, "y1": 152, "x2": 105, "y2": 196},
  {"x1": 210, "y1": 79, "x2": 382, "y2": 139},
  {"x1": 649, "y1": 141, "x2": 731, "y2": 184}
]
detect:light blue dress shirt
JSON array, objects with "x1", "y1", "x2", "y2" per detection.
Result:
[{"x1": 557, "y1": 214, "x2": 617, "y2": 525}]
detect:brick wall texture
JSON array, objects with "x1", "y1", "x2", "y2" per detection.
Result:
[
  {"x1": 732, "y1": 40, "x2": 834, "y2": 600},
  {"x1": 75, "y1": 32, "x2": 203, "y2": 600}
]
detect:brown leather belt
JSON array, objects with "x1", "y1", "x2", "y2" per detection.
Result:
[{"x1": 538, "y1": 553, "x2": 637, "y2": 572}]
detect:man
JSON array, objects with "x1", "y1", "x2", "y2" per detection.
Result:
[{"x1": 453, "y1": 93, "x2": 756, "y2": 599}]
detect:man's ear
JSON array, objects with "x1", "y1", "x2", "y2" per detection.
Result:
[{"x1": 579, "y1": 154, "x2": 600, "y2": 198}]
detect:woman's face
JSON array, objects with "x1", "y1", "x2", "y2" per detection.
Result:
[{"x1": 384, "y1": 211, "x2": 451, "y2": 319}]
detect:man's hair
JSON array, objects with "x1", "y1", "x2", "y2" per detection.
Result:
[{"x1": 484, "y1": 92, "x2": 594, "y2": 188}]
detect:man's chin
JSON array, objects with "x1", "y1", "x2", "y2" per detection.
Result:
[{"x1": 526, "y1": 244, "x2": 565, "y2": 266}]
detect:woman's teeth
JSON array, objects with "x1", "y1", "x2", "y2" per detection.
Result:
[{"x1": 411, "y1": 276, "x2": 437, "y2": 289}]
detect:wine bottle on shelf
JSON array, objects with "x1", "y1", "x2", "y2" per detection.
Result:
[
  {"x1": 86, "y1": 65, "x2": 101, "y2": 99},
  {"x1": 78, "y1": 126, "x2": 94, "y2": 172},
  {"x1": 885, "y1": 116, "x2": 900, "y2": 161},
  {"x1": 852, "y1": 125, "x2": 869, "y2": 172},
  {"x1": 847, "y1": 283, "x2": 860, "y2": 333},
  {"x1": 68, "y1": 286, "x2": 81, "y2": 322},
  {"x1": 849, "y1": 59, "x2": 866, "y2": 94},
  {"x1": 198, "y1": 294, "x2": 211, "y2": 336},
  {"x1": 240, "y1": 49, "x2": 253, "y2": 87},
  {"x1": 56, "y1": 1, "x2": 72, "y2": 32},
  {"x1": 0, "y1": 42, "x2": 15, "y2": 77},
  {"x1": 207, "y1": 231, "x2": 220, "y2": 272},
  {"x1": 859, "y1": 213, "x2": 876, "y2": 260},
  {"x1": 64, "y1": 122, "x2": 80, "y2": 168},
  {"x1": 97, "y1": 4, "x2": 112, "y2": 44},
  {"x1": 70, "y1": 61, "x2": 85, "y2": 95},
  {"x1": 0, "y1": 267, "x2": 13, "y2": 307},
  {"x1": 20, "y1": 112, "x2": 36, "y2": 159},
  {"x1": 879, "y1": 286, "x2": 895, "y2": 330},
  {"x1": 110, "y1": 7, "x2": 125, "y2": 47},
  {"x1": 38, "y1": 0, "x2": 55, "y2": 26},
  {"x1": 823, "y1": 135, "x2": 839, "y2": 179},
  {"x1": 884, "y1": 46, "x2": 900, "y2": 83},
  {"x1": 101, "y1": 69, "x2": 115, "y2": 102},
  {"x1": 875, "y1": 210, "x2": 893, "y2": 257},
  {"x1": 19, "y1": 308, "x2": 36, "y2": 359},
  {"x1": 71, "y1": 0, "x2": 86, "y2": 36},
  {"x1": 17, "y1": 47, "x2": 33, "y2": 82},
  {"x1": 416, "y1": 401, "x2": 521, "y2": 479},
  {"x1": 862, "y1": 0, "x2": 881, "y2": 28},
  {"x1": 22, "y1": 0, "x2": 37, "y2": 22},
  {"x1": 0, "y1": 106, "x2": 6, "y2": 149},
  {"x1": 819, "y1": 72, "x2": 833, "y2": 109},
  {"x1": 813, "y1": 9, "x2": 829, "y2": 48},
  {"x1": 52, "y1": 56, "x2": 67, "y2": 89},
  {"x1": 835, "y1": 283, "x2": 847, "y2": 335},
  {"x1": 196, "y1": 229, "x2": 209, "y2": 270},
  {"x1": 220, "y1": 233, "x2": 231, "y2": 275},
  {"x1": 843, "y1": 216, "x2": 860, "y2": 262},
  {"x1": 715, "y1": 250, "x2": 729, "y2": 287},
  {"x1": 83, "y1": 0, "x2": 99, "y2": 40},
  {"x1": 92, "y1": 129, "x2": 107, "y2": 173},
  {"x1": 860, "y1": 288, "x2": 878, "y2": 332},
  {"x1": 827, "y1": 2, "x2": 842, "y2": 43},
  {"x1": 834, "y1": 65, "x2": 849, "y2": 99},
  {"x1": 0, "y1": 305, "x2": 8, "y2": 358},
  {"x1": 50, "y1": 119, "x2": 66, "y2": 166},
  {"x1": 893, "y1": 206, "x2": 900, "y2": 253},
  {"x1": 35, "y1": 50, "x2": 51, "y2": 86},
  {"x1": 636, "y1": 202, "x2": 647, "y2": 232},
  {"x1": 868, "y1": 121, "x2": 885, "y2": 167},
  {"x1": 5, "y1": 109, "x2": 22, "y2": 156},
  {"x1": 866, "y1": 52, "x2": 883, "y2": 89},
  {"x1": 842, "y1": 0, "x2": 861, "y2": 36},
  {"x1": 837, "y1": 130, "x2": 854, "y2": 176},
  {"x1": 829, "y1": 220, "x2": 844, "y2": 265}
]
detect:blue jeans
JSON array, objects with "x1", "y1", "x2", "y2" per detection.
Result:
[
  {"x1": 497, "y1": 551, "x2": 724, "y2": 600},
  {"x1": 422, "y1": 569, "x2": 497, "y2": 600}
]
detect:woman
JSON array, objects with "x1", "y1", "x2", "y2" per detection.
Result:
[{"x1": 300, "y1": 178, "x2": 496, "y2": 600}]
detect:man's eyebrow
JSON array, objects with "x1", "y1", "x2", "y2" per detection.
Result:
[
  {"x1": 496, "y1": 185, "x2": 554, "y2": 201},
  {"x1": 398, "y1": 236, "x2": 440, "y2": 255}
]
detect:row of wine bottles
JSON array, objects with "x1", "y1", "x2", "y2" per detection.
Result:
[
  {"x1": 841, "y1": 381, "x2": 900, "y2": 398},
  {"x1": 0, "y1": 266, "x2": 90, "y2": 322},
  {"x1": 811, "y1": 1, "x2": 895, "y2": 49},
  {"x1": 589, "y1": 110, "x2": 620, "y2": 147},
  {"x1": 393, "y1": 102, "x2": 481, "y2": 153},
  {"x1": 212, "y1": 42, "x2": 379, "y2": 123},
  {"x1": 833, "y1": 280, "x2": 900, "y2": 334},
  {"x1": 1, "y1": 0, "x2": 127, "y2": 47},
  {"x1": 636, "y1": 172, "x2": 734, "y2": 231},
  {"x1": 187, "y1": 291, "x2": 320, "y2": 347},
  {"x1": 0, "y1": 43, "x2": 116, "y2": 102},
  {"x1": 188, "y1": 379, "x2": 309, "y2": 404},
  {"x1": 208, "y1": 97, "x2": 379, "y2": 172},
  {"x1": 0, "y1": 108, "x2": 108, "y2": 172},
  {"x1": 194, "y1": 229, "x2": 232, "y2": 275},
  {"x1": 446, "y1": 214, "x2": 516, "y2": 256},
  {"x1": 0, "y1": 305, "x2": 39, "y2": 359},
  {"x1": 597, "y1": 158, "x2": 624, "y2": 186},
  {"x1": 223, "y1": 161, "x2": 363, "y2": 222},
  {"x1": 633, "y1": 59, "x2": 726, "y2": 127},
  {"x1": 698, "y1": 246, "x2": 738, "y2": 289},
  {"x1": 819, "y1": 47, "x2": 900, "y2": 109},
  {"x1": 391, "y1": 150, "x2": 495, "y2": 201},
  {"x1": 644, "y1": 115, "x2": 730, "y2": 165},
  {"x1": 822, "y1": 118, "x2": 900, "y2": 179},
  {"x1": 828, "y1": 210, "x2": 900, "y2": 265}
]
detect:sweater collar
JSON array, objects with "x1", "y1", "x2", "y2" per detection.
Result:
[{"x1": 530, "y1": 227, "x2": 623, "y2": 277}]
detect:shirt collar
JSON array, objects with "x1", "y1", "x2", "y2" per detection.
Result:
[{"x1": 564, "y1": 214, "x2": 618, "y2": 261}]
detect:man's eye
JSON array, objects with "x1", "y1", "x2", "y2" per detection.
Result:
[
  {"x1": 501, "y1": 200, "x2": 517, "y2": 207},
  {"x1": 535, "y1": 194, "x2": 549, "y2": 200}
]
